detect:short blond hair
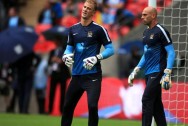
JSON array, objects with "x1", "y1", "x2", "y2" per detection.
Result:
[{"x1": 85, "y1": 0, "x2": 98, "y2": 11}]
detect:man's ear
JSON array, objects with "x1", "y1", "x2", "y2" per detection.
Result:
[{"x1": 152, "y1": 13, "x2": 157, "y2": 19}]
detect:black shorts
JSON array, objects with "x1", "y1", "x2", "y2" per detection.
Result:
[
  {"x1": 143, "y1": 72, "x2": 163, "y2": 101},
  {"x1": 70, "y1": 73, "x2": 102, "y2": 92},
  {"x1": 64, "y1": 72, "x2": 102, "y2": 108}
]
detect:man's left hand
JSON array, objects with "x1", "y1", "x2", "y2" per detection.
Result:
[
  {"x1": 160, "y1": 69, "x2": 172, "y2": 90},
  {"x1": 83, "y1": 56, "x2": 98, "y2": 70}
]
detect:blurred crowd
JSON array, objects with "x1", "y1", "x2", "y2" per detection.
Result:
[
  {"x1": 0, "y1": 0, "x2": 172, "y2": 114},
  {"x1": 0, "y1": 0, "x2": 149, "y2": 37}
]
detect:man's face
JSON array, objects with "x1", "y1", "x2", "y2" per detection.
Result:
[
  {"x1": 141, "y1": 9, "x2": 153, "y2": 25},
  {"x1": 81, "y1": 2, "x2": 95, "y2": 20},
  {"x1": 9, "y1": 8, "x2": 17, "y2": 16}
]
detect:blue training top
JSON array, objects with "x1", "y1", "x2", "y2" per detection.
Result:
[
  {"x1": 64, "y1": 21, "x2": 114, "y2": 75},
  {"x1": 137, "y1": 24, "x2": 175, "y2": 75}
]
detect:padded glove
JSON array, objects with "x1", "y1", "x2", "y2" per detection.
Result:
[
  {"x1": 62, "y1": 54, "x2": 74, "y2": 67},
  {"x1": 160, "y1": 69, "x2": 172, "y2": 90},
  {"x1": 83, "y1": 54, "x2": 102, "y2": 70},
  {"x1": 128, "y1": 67, "x2": 140, "y2": 86}
]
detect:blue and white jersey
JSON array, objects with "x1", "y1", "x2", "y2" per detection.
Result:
[
  {"x1": 67, "y1": 21, "x2": 112, "y2": 75},
  {"x1": 142, "y1": 24, "x2": 173, "y2": 75}
]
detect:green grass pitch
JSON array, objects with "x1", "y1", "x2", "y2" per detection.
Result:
[{"x1": 0, "y1": 113, "x2": 187, "y2": 126}]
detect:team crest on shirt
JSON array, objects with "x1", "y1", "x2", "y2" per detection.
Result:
[
  {"x1": 150, "y1": 34, "x2": 154, "y2": 39},
  {"x1": 87, "y1": 31, "x2": 93, "y2": 37}
]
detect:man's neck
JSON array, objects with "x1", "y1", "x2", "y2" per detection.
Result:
[
  {"x1": 81, "y1": 18, "x2": 92, "y2": 26},
  {"x1": 149, "y1": 20, "x2": 158, "y2": 29}
]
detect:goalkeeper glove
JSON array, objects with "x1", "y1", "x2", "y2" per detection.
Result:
[
  {"x1": 62, "y1": 53, "x2": 74, "y2": 67},
  {"x1": 83, "y1": 54, "x2": 102, "y2": 70},
  {"x1": 160, "y1": 69, "x2": 172, "y2": 90},
  {"x1": 128, "y1": 67, "x2": 140, "y2": 86}
]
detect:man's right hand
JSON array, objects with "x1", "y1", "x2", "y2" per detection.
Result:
[
  {"x1": 62, "y1": 54, "x2": 74, "y2": 67},
  {"x1": 128, "y1": 67, "x2": 140, "y2": 86}
]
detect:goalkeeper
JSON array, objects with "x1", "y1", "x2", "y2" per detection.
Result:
[
  {"x1": 128, "y1": 7, "x2": 175, "y2": 126},
  {"x1": 61, "y1": 0, "x2": 114, "y2": 126}
]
